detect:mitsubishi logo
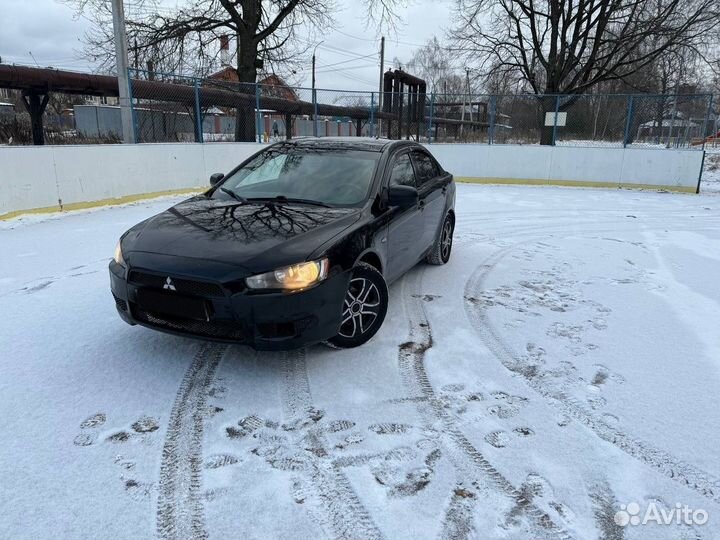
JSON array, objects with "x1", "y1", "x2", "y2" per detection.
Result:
[{"x1": 163, "y1": 277, "x2": 176, "y2": 291}]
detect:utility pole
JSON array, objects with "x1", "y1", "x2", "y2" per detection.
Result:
[
  {"x1": 311, "y1": 41, "x2": 324, "y2": 137},
  {"x1": 460, "y1": 67, "x2": 470, "y2": 139},
  {"x1": 111, "y1": 0, "x2": 135, "y2": 143},
  {"x1": 377, "y1": 36, "x2": 385, "y2": 138},
  {"x1": 466, "y1": 67, "x2": 472, "y2": 123},
  {"x1": 311, "y1": 53, "x2": 316, "y2": 94}
]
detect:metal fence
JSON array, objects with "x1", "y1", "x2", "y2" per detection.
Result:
[
  {"x1": 0, "y1": 67, "x2": 717, "y2": 149},
  {"x1": 0, "y1": 91, "x2": 122, "y2": 145},
  {"x1": 124, "y1": 71, "x2": 717, "y2": 149},
  {"x1": 425, "y1": 93, "x2": 717, "y2": 148}
]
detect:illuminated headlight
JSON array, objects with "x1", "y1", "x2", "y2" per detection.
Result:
[
  {"x1": 113, "y1": 240, "x2": 125, "y2": 267},
  {"x1": 246, "y1": 258, "x2": 329, "y2": 291}
]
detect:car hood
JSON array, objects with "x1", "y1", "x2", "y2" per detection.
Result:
[{"x1": 123, "y1": 196, "x2": 361, "y2": 273}]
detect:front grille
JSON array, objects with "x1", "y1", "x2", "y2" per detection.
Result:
[
  {"x1": 113, "y1": 293, "x2": 128, "y2": 312},
  {"x1": 133, "y1": 307, "x2": 246, "y2": 341},
  {"x1": 257, "y1": 316, "x2": 316, "y2": 339},
  {"x1": 128, "y1": 270, "x2": 224, "y2": 297}
]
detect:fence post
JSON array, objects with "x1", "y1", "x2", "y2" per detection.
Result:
[
  {"x1": 313, "y1": 89, "x2": 319, "y2": 137},
  {"x1": 552, "y1": 95, "x2": 560, "y2": 145},
  {"x1": 128, "y1": 68, "x2": 138, "y2": 142},
  {"x1": 428, "y1": 92, "x2": 435, "y2": 143},
  {"x1": 370, "y1": 92, "x2": 375, "y2": 138},
  {"x1": 488, "y1": 95, "x2": 497, "y2": 145},
  {"x1": 701, "y1": 94, "x2": 714, "y2": 150},
  {"x1": 623, "y1": 95, "x2": 634, "y2": 148},
  {"x1": 255, "y1": 83, "x2": 262, "y2": 143},
  {"x1": 194, "y1": 78, "x2": 203, "y2": 143}
]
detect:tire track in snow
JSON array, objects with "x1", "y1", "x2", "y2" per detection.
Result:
[
  {"x1": 156, "y1": 342, "x2": 228, "y2": 540},
  {"x1": 463, "y1": 241, "x2": 720, "y2": 505},
  {"x1": 280, "y1": 349, "x2": 386, "y2": 540},
  {"x1": 399, "y1": 269, "x2": 574, "y2": 540}
]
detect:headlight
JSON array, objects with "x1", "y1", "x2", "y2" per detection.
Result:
[
  {"x1": 246, "y1": 258, "x2": 329, "y2": 291},
  {"x1": 113, "y1": 240, "x2": 125, "y2": 266}
]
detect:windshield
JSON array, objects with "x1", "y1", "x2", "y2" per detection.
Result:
[{"x1": 214, "y1": 147, "x2": 380, "y2": 207}]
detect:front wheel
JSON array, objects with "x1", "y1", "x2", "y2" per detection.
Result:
[
  {"x1": 427, "y1": 213, "x2": 454, "y2": 265},
  {"x1": 328, "y1": 263, "x2": 388, "y2": 349}
]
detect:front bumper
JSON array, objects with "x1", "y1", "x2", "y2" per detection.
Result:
[{"x1": 109, "y1": 260, "x2": 349, "y2": 350}]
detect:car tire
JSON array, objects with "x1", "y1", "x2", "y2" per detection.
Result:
[
  {"x1": 427, "y1": 213, "x2": 454, "y2": 265},
  {"x1": 328, "y1": 262, "x2": 389, "y2": 349}
]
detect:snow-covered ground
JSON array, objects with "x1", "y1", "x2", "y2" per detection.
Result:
[
  {"x1": 702, "y1": 147, "x2": 720, "y2": 193},
  {"x1": 2, "y1": 184, "x2": 720, "y2": 540}
]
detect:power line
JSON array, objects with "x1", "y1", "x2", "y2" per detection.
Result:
[
  {"x1": 295, "y1": 36, "x2": 374, "y2": 61},
  {"x1": 316, "y1": 54, "x2": 376, "y2": 69},
  {"x1": 333, "y1": 28, "x2": 378, "y2": 43},
  {"x1": 332, "y1": 27, "x2": 450, "y2": 51},
  {"x1": 331, "y1": 71, "x2": 377, "y2": 88},
  {"x1": 315, "y1": 64, "x2": 377, "y2": 76}
]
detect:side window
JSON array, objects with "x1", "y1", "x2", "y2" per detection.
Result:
[
  {"x1": 410, "y1": 151, "x2": 441, "y2": 187},
  {"x1": 388, "y1": 154, "x2": 416, "y2": 188}
]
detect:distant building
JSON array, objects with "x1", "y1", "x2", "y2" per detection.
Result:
[
  {"x1": 636, "y1": 117, "x2": 701, "y2": 140},
  {"x1": 208, "y1": 68, "x2": 299, "y2": 101},
  {"x1": 85, "y1": 95, "x2": 119, "y2": 106}
]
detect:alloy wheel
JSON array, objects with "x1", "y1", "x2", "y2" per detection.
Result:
[
  {"x1": 338, "y1": 277, "x2": 381, "y2": 339},
  {"x1": 441, "y1": 219, "x2": 453, "y2": 261}
]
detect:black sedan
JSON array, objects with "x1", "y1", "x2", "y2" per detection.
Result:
[{"x1": 109, "y1": 138, "x2": 455, "y2": 349}]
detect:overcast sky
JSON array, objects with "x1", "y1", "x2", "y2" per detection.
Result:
[{"x1": 0, "y1": 0, "x2": 455, "y2": 91}]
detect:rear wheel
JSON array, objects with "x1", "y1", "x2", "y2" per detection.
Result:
[
  {"x1": 427, "y1": 213, "x2": 454, "y2": 265},
  {"x1": 328, "y1": 263, "x2": 388, "y2": 349}
]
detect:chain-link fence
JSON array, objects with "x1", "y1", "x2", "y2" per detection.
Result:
[
  {"x1": 425, "y1": 93, "x2": 715, "y2": 148},
  {"x1": 125, "y1": 70, "x2": 715, "y2": 149},
  {"x1": 1, "y1": 67, "x2": 716, "y2": 149},
  {"x1": 0, "y1": 89, "x2": 124, "y2": 145}
]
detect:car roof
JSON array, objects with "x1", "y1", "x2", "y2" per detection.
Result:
[{"x1": 276, "y1": 137, "x2": 418, "y2": 153}]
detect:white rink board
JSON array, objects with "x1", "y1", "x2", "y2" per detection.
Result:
[
  {"x1": 0, "y1": 142, "x2": 264, "y2": 217},
  {"x1": 0, "y1": 141, "x2": 706, "y2": 217},
  {"x1": 425, "y1": 144, "x2": 704, "y2": 191}
]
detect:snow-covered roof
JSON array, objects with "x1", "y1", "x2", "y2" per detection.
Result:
[{"x1": 639, "y1": 119, "x2": 699, "y2": 128}]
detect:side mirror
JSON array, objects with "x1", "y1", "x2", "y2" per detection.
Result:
[
  {"x1": 210, "y1": 173, "x2": 224, "y2": 186},
  {"x1": 387, "y1": 185, "x2": 418, "y2": 210}
]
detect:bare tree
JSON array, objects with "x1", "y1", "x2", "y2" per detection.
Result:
[
  {"x1": 405, "y1": 36, "x2": 465, "y2": 94},
  {"x1": 452, "y1": 0, "x2": 720, "y2": 143},
  {"x1": 65, "y1": 0, "x2": 403, "y2": 141}
]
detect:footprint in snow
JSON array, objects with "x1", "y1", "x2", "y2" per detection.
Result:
[
  {"x1": 325, "y1": 419, "x2": 356, "y2": 433},
  {"x1": 204, "y1": 454, "x2": 240, "y2": 469},
  {"x1": 487, "y1": 404, "x2": 519, "y2": 419},
  {"x1": 484, "y1": 431, "x2": 511, "y2": 448},
  {"x1": 592, "y1": 364, "x2": 625, "y2": 384},
  {"x1": 586, "y1": 395, "x2": 607, "y2": 410},
  {"x1": 369, "y1": 423, "x2": 411, "y2": 435},
  {"x1": 131, "y1": 416, "x2": 159, "y2": 433},
  {"x1": 412, "y1": 294, "x2": 442, "y2": 302},
  {"x1": 602, "y1": 413, "x2": 620, "y2": 425},
  {"x1": 74, "y1": 432, "x2": 98, "y2": 446},
  {"x1": 107, "y1": 431, "x2": 132, "y2": 443},
  {"x1": 441, "y1": 383, "x2": 466, "y2": 393},
  {"x1": 513, "y1": 427, "x2": 534, "y2": 437},
  {"x1": 23, "y1": 280, "x2": 53, "y2": 294},
  {"x1": 80, "y1": 412, "x2": 106, "y2": 429}
]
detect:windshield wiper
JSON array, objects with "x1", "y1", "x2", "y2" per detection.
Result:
[
  {"x1": 220, "y1": 187, "x2": 248, "y2": 204},
  {"x1": 246, "y1": 195, "x2": 332, "y2": 208}
]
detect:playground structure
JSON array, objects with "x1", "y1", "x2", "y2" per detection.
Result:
[{"x1": 692, "y1": 129, "x2": 720, "y2": 146}]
